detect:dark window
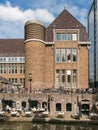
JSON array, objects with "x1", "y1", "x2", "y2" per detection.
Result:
[
  {"x1": 22, "y1": 101, "x2": 26, "y2": 108},
  {"x1": 66, "y1": 103, "x2": 72, "y2": 111},
  {"x1": 56, "y1": 103, "x2": 61, "y2": 111}
]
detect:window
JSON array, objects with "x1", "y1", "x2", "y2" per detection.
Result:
[
  {"x1": 12, "y1": 65, "x2": 14, "y2": 74},
  {"x1": 72, "y1": 70, "x2": 77, "y2": 87},
  {"x1": 20, "y1": 78, "x2": 25, "y2": 84},
  {"x1": 61, "y1": 70, "x2": 65, "y2": 87},
  {"x1": 20, "y1": 78, "x2": 22, "y2": 83},
  {"x1": 56, "y1": 103, "x2": 61, "y2": 111},
  {"x1": 4, "y1": 58, "x2": 6, "y2": 61},
  {"x1": 15, "y1": 78, "x2": 17, "y2": 83},
  {"x1": 20, "y1": 57, "x2": 22, "y2": 61},
  {"x1": 67, "y1": 49, "x2": 71, "y2": 62},
  {"x1": 9, "y1": 58, "x2": 11, "y2": 61},
  {"x1": 72, "y1": 49, "x2": 77, "y2": 62},
  {"x1": 12, "y1": 58, "x2": 14, "y2": 61},
  {"x1": 61, "y1": 33, "x2": 66, "y2": 41},
  {"x1": 55, "y1": 48, "x2": 77, "y2": 63},
  {"x1": 15, "y1": 58, "x2": 17, "y2": 61},
  {"x1": 9, "y1": 78, "x2": 11, "y2": 82},
  {"x1": 68, "y1": 75, "x2": 71, "y2": 82},
  {"x1": 67, "y1": 70, "x2": 71, "y2": 87},
  {"x1": 67, "y1": 33, "x2": 71, "y2": 40},
  {"x1": 0, "y1": 65, "x2": 3, "y2": 73},
  {"x1": 15, "y1": 66, "x2": 17, "y2": 73},
  {"x1": 23, "y1": 58, "x2": 25, "y2": 61},
  {"x1": 56, "y1": 33, "x2": 60, "y2": 41},
  {"x1": 56, "y1": 70, "x2": 60, "y2": 88},
  {"x1": 23, "y1": 65, "x2": 25, "y2": 73},
  {"x1": 72, "y1": 33, "x2": 77, "y2": 41},
  {"x1": 56, "y1": 32, "x2": 77, "y2": 41},
  {"x1": 22, "y1": 102, "x2": 26, "y2": 108},
  {"x1": 8, "y1": 65, "x2": 11, "y2": 74},
  {"x1": 12, "y1": 78, "x2": 14, "y2": 83},
  {"x1": 61, "y1": 49, "x2": 66, "y2": 62},
  {"x1": 66, "y1": 103, "x2": 72, "y2": 111},
  {"x1": 56, "y1": 49, "x2": 60, "y2": 62},
  {"x1": 0, "y1": 64, "x2": 6, "y2": 74},
  {"x1": 4, "y1": 64, "x2": 6, "y2": 73},
  {"x1": 20, "y1": 64, "x2": 23, "y2": 73},
  {"x1": 20, "y1": 64, "x2": 25, "y2": 74}
]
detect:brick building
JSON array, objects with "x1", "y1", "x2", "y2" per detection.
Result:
[{"x1": 0, "y1": 9, "x2": 90, "y2": 91}]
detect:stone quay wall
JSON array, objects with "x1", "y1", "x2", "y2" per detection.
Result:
[{"x1": 0, "y1": 92, "x2": 94, "y2": 117}]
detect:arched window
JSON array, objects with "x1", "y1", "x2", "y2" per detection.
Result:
[
  {"x1": 22, "y1": 101, "x2": 26, "y2": 108},
  {"x1": 56, "y1": 103, "x2": 61, "y2": 111},
  {"x1": 66, "y1": 103, "x2": 72, "y2": 111},
  {"x1": 42, "y1": 102, "x2": 47, "y2": 108}
]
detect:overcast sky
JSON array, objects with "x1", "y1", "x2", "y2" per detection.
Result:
[{"x1": 0, "y1": 0, "x2": 93, "y2": 38}]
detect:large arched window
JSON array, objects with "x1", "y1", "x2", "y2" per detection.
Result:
[
  {"x1": 66, "y1": 103, "x2": 72, "y2": 111},
  {"x1": 56, "y1": 103, "x2": 61, "y2": 111}
]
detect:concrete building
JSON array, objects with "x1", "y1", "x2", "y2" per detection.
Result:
[
  {"x1": 0, "y1": 9, "x2": 90, "y2": 91},
  {"x1": 88, "y1": 0, "x2": 98, "y2": 88}
]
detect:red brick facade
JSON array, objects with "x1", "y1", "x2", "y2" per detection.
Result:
[{"x1": 24, "y1": 9, "x2": 90, "y2": 90}]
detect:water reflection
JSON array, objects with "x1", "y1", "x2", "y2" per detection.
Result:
[{"x1": 0, "y1": 122, "x2": 97, "y2": 130}]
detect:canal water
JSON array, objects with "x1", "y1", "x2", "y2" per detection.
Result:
[{"x1": 0, "y1": 122, "x2": 97, "y2": 130}]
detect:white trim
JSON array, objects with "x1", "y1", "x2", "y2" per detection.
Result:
[
  {"x1": 25, "y1": 38, "x2": 54, "y2": 45},
  {"x1": 46, "y1": 42, "x2": 54, "y2": 45},
  {"x1": 79, "y1": 42, "x2": 91, "y2": 45},
  {"x1": 0, "y1": 57, "x2": 25, "y2": 63},
  {"x1": 25, "y1": 20, "x2": 45, "y2": 28},
  {"x1": 24, "y1": 39, "x2": 46, "y2": 44},
  {"x1": 53, "y1": 29, "x2": 79, "y2": 31}
]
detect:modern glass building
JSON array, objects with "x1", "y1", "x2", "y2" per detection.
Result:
[{"x1": 88, "y1": 0, "x2": 98, "y2": 88}]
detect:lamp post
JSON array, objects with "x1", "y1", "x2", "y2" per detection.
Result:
[{"x1": 29, "y1": 73, "x2": 32, "y2": 93}]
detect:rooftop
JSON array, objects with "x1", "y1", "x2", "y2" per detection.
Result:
[
  {"x1": 0, "y1": 39, "x2": 24, "y2": 57},
  {"x1": 46, "y1": 9, "x2": 89, "y2": 42}
]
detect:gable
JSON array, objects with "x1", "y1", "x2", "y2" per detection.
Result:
[{"x1": 46, "y1": 9, "x2": 88, "y2": 42}]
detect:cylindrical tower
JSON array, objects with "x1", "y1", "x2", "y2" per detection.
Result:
[{"x1": 24, "y1": 21, "x2": 46, "y2": 90}]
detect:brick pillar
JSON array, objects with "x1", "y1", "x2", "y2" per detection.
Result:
[{"x1": 78, "y1": 45, "x2": 89, "y2": 89}]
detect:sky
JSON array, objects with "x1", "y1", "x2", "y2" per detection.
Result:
[{"x1": 0, "y1": 0, "x2": 93, "y2": 38}]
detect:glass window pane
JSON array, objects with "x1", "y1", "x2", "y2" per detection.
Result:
[
  {"x1": 68, "y1": 75, "x2": 71, "y2": 82},
  {"x1": 56, "y1": 70, "x2": 60, "y2": 88},
  {"x1": 8, "y1": 65, "x2": 11, "y2": 74},
  {"x1": 56, "y1": 103, "x2": 61, "y2": 111},
  {"x1": 61, "y1": 49, "x2": 66, "y2": 62},
  {"x1": 66, "y1": 103, "x2": 72, "y2": 111},
  {"x1": 67, "y1": 70, "x2": 71, "y2": 87},
  {"x1": 62, "y1": 70, "x2": 65, "y2": 81},
  {"x1": 56, "y1": 33, "x2": 60, "y2": 41},
  {"x1": 72, "y1": 70, "x2": 77, "y2": 87},
  {"x1": 56, "y1": 49, "x2": 60, "y2": 62},
  {"x1": 72, "y1": 49, "x2": 77, "y2": 62},
  {"x1": 72, "y1": 33, "x2": 77, "y2": 41},
  {"x1": 67, "y1": 49, "x2": 71, "y2": 62},
  {"x1": 15, "y1": 66, "x2": 17, "y2": 73},
  {"x1": 4, "y1": 64, "x2": 6, "y2": 73},
  {"x1": 67, "y1": 33, "x2": 71, "y2": 40},
  {"x1": 12, "y1": 65, "x2": 14, "y2": 74},
  {"x1": 61, "y1": 34, "x2": 66, "y2": 41}
]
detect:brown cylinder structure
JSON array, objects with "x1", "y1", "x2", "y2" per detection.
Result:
[
  {"x1": 25, "y1": 21, "x2": 45, "y2": 41},
  {"x1": 24, "y1": 21, "x2": 46, "y2": 90}
]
